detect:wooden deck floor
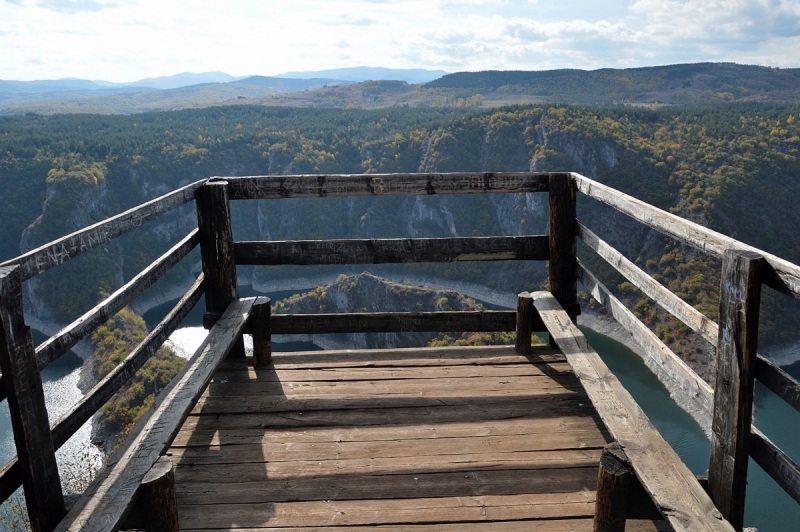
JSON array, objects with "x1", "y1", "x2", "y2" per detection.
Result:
[{"x1": 166, "y1": 344, "x2": 661, "y2": 531}]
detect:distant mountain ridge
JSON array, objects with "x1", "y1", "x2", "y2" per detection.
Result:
[
  {"x1": 275, "y1": 66, "x2": 449, "y2": 84},
  {"x1": 426, "y1": 63, "x2": 800, "y2": 104}
]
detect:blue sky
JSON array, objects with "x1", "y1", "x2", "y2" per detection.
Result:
[{"x1": 1, "y1": 0, "x2": 799, "y2": 82}]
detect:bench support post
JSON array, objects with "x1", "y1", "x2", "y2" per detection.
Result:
[
  {"x1": 594, "y1": 443, "x2": 632, "y2": 532},
  {"x1": 141, "y1": 456, "x2": 179, "y2": 532},
  {"x1": 515, "y1": 292, "x2": 533, "y2": 355},
  {"x1": 252, "y1": 298, "x2": 272, "y2": 367}
]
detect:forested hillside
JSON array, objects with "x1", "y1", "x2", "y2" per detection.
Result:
[{"x1": 1, "y1": 101, "x2": 799, "y2": 363}]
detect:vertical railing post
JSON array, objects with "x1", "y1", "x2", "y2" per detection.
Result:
[
  {"x1": 0, "y1": 266, "x2": 65, "y2": 532},
  {"x1": 196, "y1": 180, "x2": 244, "y2": 357},
  {"x1": 548, "y1": 173, "x2": 578, "y2": 323},
  {"x1": 708, "y1": 249, "x2": 763, "y2": 531},
  {"x1": 252, "y1": 298, "x2": 272, "y2": 367},
  {"x1": 515, "y1": 292, "x2": 533, "y2": 355}
]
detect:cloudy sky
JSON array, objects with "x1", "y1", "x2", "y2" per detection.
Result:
[{"x1": 1, "y1": 0, "x2": 799, "y2": 82}]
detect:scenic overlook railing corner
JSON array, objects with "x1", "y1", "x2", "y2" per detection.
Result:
[{"x1": 0, "y1": 171, "x2": 796, "y2": 531}]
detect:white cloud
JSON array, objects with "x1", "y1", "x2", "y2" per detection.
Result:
[{"x1": 0, "y1": 0, "x2": 798, "y2": 81}]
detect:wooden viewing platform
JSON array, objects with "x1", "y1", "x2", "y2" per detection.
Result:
[
  {"x1": 170, "y1": 344, "x2": 608, "y2": 530},
  {"x1": 0, "y1": 172, "x2": 799, "y2": 531}
]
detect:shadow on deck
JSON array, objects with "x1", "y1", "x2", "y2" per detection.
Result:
[{"x1": 166, "y1": 345, "x2": 668, "y2": 531}]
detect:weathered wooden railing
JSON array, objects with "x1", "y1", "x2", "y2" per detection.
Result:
[{"x1": 0, "y1": 171, "x2": 797, "y2": 532}]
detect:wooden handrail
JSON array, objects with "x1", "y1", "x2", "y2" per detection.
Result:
[
  {"x1": 578, "y1": 223, "x2": 800, "y2": 420},
  {"x1": 54, "y1": 296, "x2": 266, "y2": 532},
  {"x1": 573, "y1": 172, "x2": 800, "y2": 300},
  {"x1": 225, "y1": 172, "x2": 551, "y2": 200},
  {"x1": 0, "y1": 180, "x2": 205, "y2": 281},
  {"x1": 234, "y1": 235, "x2": 549, "y2": 266}
]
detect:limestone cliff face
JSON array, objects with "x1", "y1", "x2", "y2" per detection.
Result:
[{"x1": 273, "y1": 272, "x2": 483, "y2": 350}]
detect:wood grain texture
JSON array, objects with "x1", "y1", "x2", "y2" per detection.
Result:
[
  {"x1": 573, "y1": 172, "x2": 800, "y2": 300},
  {"x1": 53, "y1": 296, "x2": 263, "y2": 532},
  {"x1": 0, "y1": 180, "x2": 204, "y2": 281},
  {"x1": 708, "y1": 251, "x2": 762, "y2": 531},
  {"x1": 33, "y1": 229, "x2": 199, "y2": 374},
  {"x1": 532, "y1": 290, "x2": 733, "y2": 532},
  {"x1": 0, "y1": 266, "x2": 64, "y2": 531},
  {"x1": 234, "y1": 235, "x2": 549, "y2": 265},
  {"x1": 50, "y1": 275, "x2": 205, "y2": 449},
  {"x1": 225, "y1": 172, "x2": 550, "y2": 200},
  {"x1": 168, "y1": 343, "x2": 607, "y2": 529}
]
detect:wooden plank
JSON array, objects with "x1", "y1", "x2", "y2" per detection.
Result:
[
  {"x1": 172, "y1": 448, "x2": 603, "y2": 483},
  {"x1": 549, "y1": 173, "x2": 578, "y2": 319},
  {"x1": 33, "y1": 229, "x2": 199, "y2": 373},
  {"x1": 180, "y1": 396, "x2": 593, "y2": 431},
  {"x1": 53, "y1": 296, "x2": 263, "y2": 532},
  {"x1": 168, "y1": 430, "x2": 607, "y2": 465},
  {"x1": 708, "y1": 250, "x2": 762, "y2": 531},
  {"x1": 270, "y1": 311, "x2": 537, "y2": 334},
  {"x1": 515, "y1": 292, "x2": 534, "y2": 355},
  {"x1": 179, "y1": 520, "x2": 596, "y2": 532},
  {"x1": 0, "y1": 266, "x2": 65, "y2": 531},
  {"x1": 176, "y1": 492, "x2": 594, "y2": 529},
  {"x1": 577, "y1": 221, "x2": 718, "y2": 345},
  {"x1": 258, "y1": 345, "x2": 563, "y2": 369},
  {"x1": 234, "y1": 235, "x2": 549, "y2": 265},
  {"x1": 577, "y1": 261, "x2": 715, "y2": 432},
  {"x1": 192, "y1": 389, "x2": 587, "y2": 415},
  {"x1": 50, "y1": 275, "x2": 205, "y2": 449},
  {"x1": 531, "y1": 291, "x2": 734, "y2": 532},
  {"x1": 0, "y1": 180, "x2": 204, "y2": 281},
  {"x1": 225, "y1": 172, "x2": 550, "y2": 200},
  {"x1": 175, "y1": 467, "x2": 597, "y2": 505},
  {"x1": 208, "y1": 363, "x2": 573, "y2": 383},
  {"x1": 172, "y1": 415, "x2": 603, "y2": 448},
  {"x1": 573, "y1": 172, "x2": 800, "y2": 300}
]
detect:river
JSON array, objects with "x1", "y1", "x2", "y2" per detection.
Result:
[{"x1": 0, "y1": 293, "x2": 797, "y2": 530}]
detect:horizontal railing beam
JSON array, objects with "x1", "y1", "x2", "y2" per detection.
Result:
[
  {"x1": 574, "y1": 173, "x2": 800, "y2": 300},
  {"x1": 235, "y1": 235, "x2": 549, "y2": 266},
  {"x1": 269, "y1": 310, "x2": 535, "y2": 335},
  {"x1": 578, "y1": 222, "x2": 800, "y2": 419},
  {"x1": 225, "y1": 172, "x2": 551, "y2": 200},
  {"x1": 50, "y1": 275, "x2": 205, "y2": 449},
  {"x1": 34, "y1": 230, "x2": 200, "y2": 373},
  {"x1": 0, "y1": 180, "x2": 205, "y2": 281},
  {"x1": 577, "y1": 221, "x2": 718, "y2": 345}
]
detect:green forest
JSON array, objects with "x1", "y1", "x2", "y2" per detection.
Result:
[{"x1": 1, "y1": 99, "x2": 800, "y2": 369}]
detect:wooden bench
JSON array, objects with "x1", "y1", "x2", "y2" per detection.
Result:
[
  {"x1": 530, "y1": 291, "x2": 734, "y2": 532},
  {"x1": 54, "y1": 296, "x2": 267, "y2": 532}
]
